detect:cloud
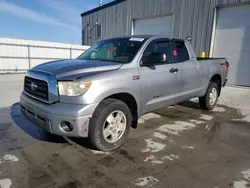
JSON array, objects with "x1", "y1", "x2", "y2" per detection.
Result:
[
  {"x1": 41, "y1": 0, "x2": 97, "y2": 26},
  {"x1": 0, "y1": 0, "x2": 80, "y2": 32},
  {"x1": 42, "y1": 0, "x2": 95, "y2": 14}
]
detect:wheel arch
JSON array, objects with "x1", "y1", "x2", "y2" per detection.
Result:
[
  {"x1": 210, "y1": 74, "x2": 222, "y2": 96},
  {"x1": 102, "y1": 92, "x2": 139, "y2": 129}
]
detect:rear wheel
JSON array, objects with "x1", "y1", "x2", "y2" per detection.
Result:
[
  {"x1": 199, "y1": 82, "x2": 219, "y2": 110},
  {"x1": 88, "y1": 98, "x2": 132, "y2": 151}
]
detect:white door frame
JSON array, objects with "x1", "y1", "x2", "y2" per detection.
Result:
[
  {"x1": 209, "y1": 2, "x2": 250, "y2": 57},
  {"x1": 209, "y1": 7, "x2": 218, "y2": 57}
]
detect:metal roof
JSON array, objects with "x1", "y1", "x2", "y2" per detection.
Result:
[{"x1": 81, "y1": 0, "x2": 127, "y2": 17}]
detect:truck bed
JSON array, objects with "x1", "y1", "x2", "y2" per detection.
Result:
[{"x1": 196, "y1": 57, "x2": 228, "y2": 89}]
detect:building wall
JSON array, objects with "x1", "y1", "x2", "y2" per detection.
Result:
[
  {"x1": 82, "y1": 0, "x2": 250, "y2": 56},
  {"x1": 0, "y1": 38, "x2": 89, "y2": 73}
]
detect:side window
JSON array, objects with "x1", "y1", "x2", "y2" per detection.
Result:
[
  {"x1": 174, "y1": 41, "x2": 190, "y2": 62},
  {"x1": 144, "y1": 41, "x2": 172, "y2": 63}
]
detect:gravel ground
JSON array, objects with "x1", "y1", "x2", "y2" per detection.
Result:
[{"x1": 0, "y1": 74, "x2": 250, "y2": 188}]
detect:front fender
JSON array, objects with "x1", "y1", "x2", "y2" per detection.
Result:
[
  {"x1": 59, "y1": 67, "x2": 142, "y2": 115},
  {"x1": 91, "y1": 86, "x2": 141, "y2": 114}
]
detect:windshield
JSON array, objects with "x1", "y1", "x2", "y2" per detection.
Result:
[{"x1": 77, "y1": 38, "x2": 147, "y2": 63}]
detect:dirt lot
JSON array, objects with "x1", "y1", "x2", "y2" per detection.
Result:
[{"x1": 0, "y1": 74, "x2": 250, "y2": 188}]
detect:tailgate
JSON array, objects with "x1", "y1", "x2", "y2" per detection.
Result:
[
  {"x1": 219, "y1": 59, "x2": 229, "y2": 85},
  {"x1": 197, "y1": 58, "x2": 229, "y2": 86}
]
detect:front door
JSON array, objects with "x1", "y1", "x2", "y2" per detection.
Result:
[{"x1": 139, "y1": 39, "x2": 179, "y2": 115}]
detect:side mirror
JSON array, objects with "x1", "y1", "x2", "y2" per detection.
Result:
[
  {"x1": 90, "y1": 51, "x2": 97, "y2": 58},
  {"x1": 142, "y1": 52, "x2": 167, "y2": 66}
]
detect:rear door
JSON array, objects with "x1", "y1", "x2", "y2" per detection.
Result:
[
  {"x1": 172, "y1": 40, "x2": 199, "y2": 102},
  {"x1": 139, "y1": 39, "x2": 179, "y2": 114}
]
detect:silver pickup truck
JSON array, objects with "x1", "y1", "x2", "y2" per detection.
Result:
[{"x1": 20, "y1": 35, "x2": 229, "y2": 151}]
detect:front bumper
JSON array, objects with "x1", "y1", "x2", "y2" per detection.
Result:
[{"x1": 20, "y1": 92, "x2": 98, "y2": 137}]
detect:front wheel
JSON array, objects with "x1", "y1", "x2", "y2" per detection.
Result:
[
  {"x1": 88, "y1": 98, "x2": 132, "y2": 151},
  {"x1": 199, "y1": 82, "x2": 219, "y2": 110}
]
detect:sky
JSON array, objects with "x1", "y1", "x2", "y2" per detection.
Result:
[{"x1": 0, "y1": 0, "x2": 113, "y2": 44}]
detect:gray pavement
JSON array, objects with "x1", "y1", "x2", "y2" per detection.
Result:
[{"x1": 0, "y1": 74, "x2": 250, "y2": 188}]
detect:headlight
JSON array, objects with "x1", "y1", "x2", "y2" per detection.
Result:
[{"x1": 58, "y1": 81, "x2": 91, "y2": 96}]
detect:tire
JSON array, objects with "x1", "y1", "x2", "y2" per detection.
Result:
[
  {"x1": 88, "y1": 98, "x2": 132, "y2": 151},
  {"x1": 199, "y1": 82, "x2": 219, "y2": 110}
]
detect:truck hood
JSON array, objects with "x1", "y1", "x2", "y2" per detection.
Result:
[{"x1": 31, "y1": 59, "x2": 123, "y2": 80}]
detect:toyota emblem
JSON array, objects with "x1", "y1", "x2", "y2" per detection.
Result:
[{"x1": 30, "y1": 82, "x2": 38, "y2": 91}]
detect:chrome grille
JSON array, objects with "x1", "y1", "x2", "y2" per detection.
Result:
[{"x1": 24, "y1": 76, "x2": 49, "y2": 101}]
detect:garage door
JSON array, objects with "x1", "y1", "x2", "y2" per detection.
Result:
[
  {"x1": 133, "y1": 16, "x2": 173, "y2": 35},
  {"x1": 212, "y1": 5, "x2": 250, "y2": 86}
]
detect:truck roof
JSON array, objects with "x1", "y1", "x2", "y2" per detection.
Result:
[{"x1": 107, "y1": 35, "x2": 183, "y2": 40}]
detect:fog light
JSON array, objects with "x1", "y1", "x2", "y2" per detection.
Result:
[{"x1": 60, "y1": 121, "x2": 73, "y2": 132}]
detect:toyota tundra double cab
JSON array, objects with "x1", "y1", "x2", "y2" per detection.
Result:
[{"x1": 20, "y1": 35, "x2": 229, "y2": 151}]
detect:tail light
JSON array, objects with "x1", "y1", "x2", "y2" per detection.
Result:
[{"x1": 225, "y1": 61, "x2": 230, "y2": 69}]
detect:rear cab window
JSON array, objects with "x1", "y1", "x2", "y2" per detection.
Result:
[{"x1": 172, "y1": 40, "x2": 190, "y2": 63}]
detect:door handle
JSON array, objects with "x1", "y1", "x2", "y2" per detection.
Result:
[{"x1": 169, "y1": 68, "x2": 178, "y2": 73}]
